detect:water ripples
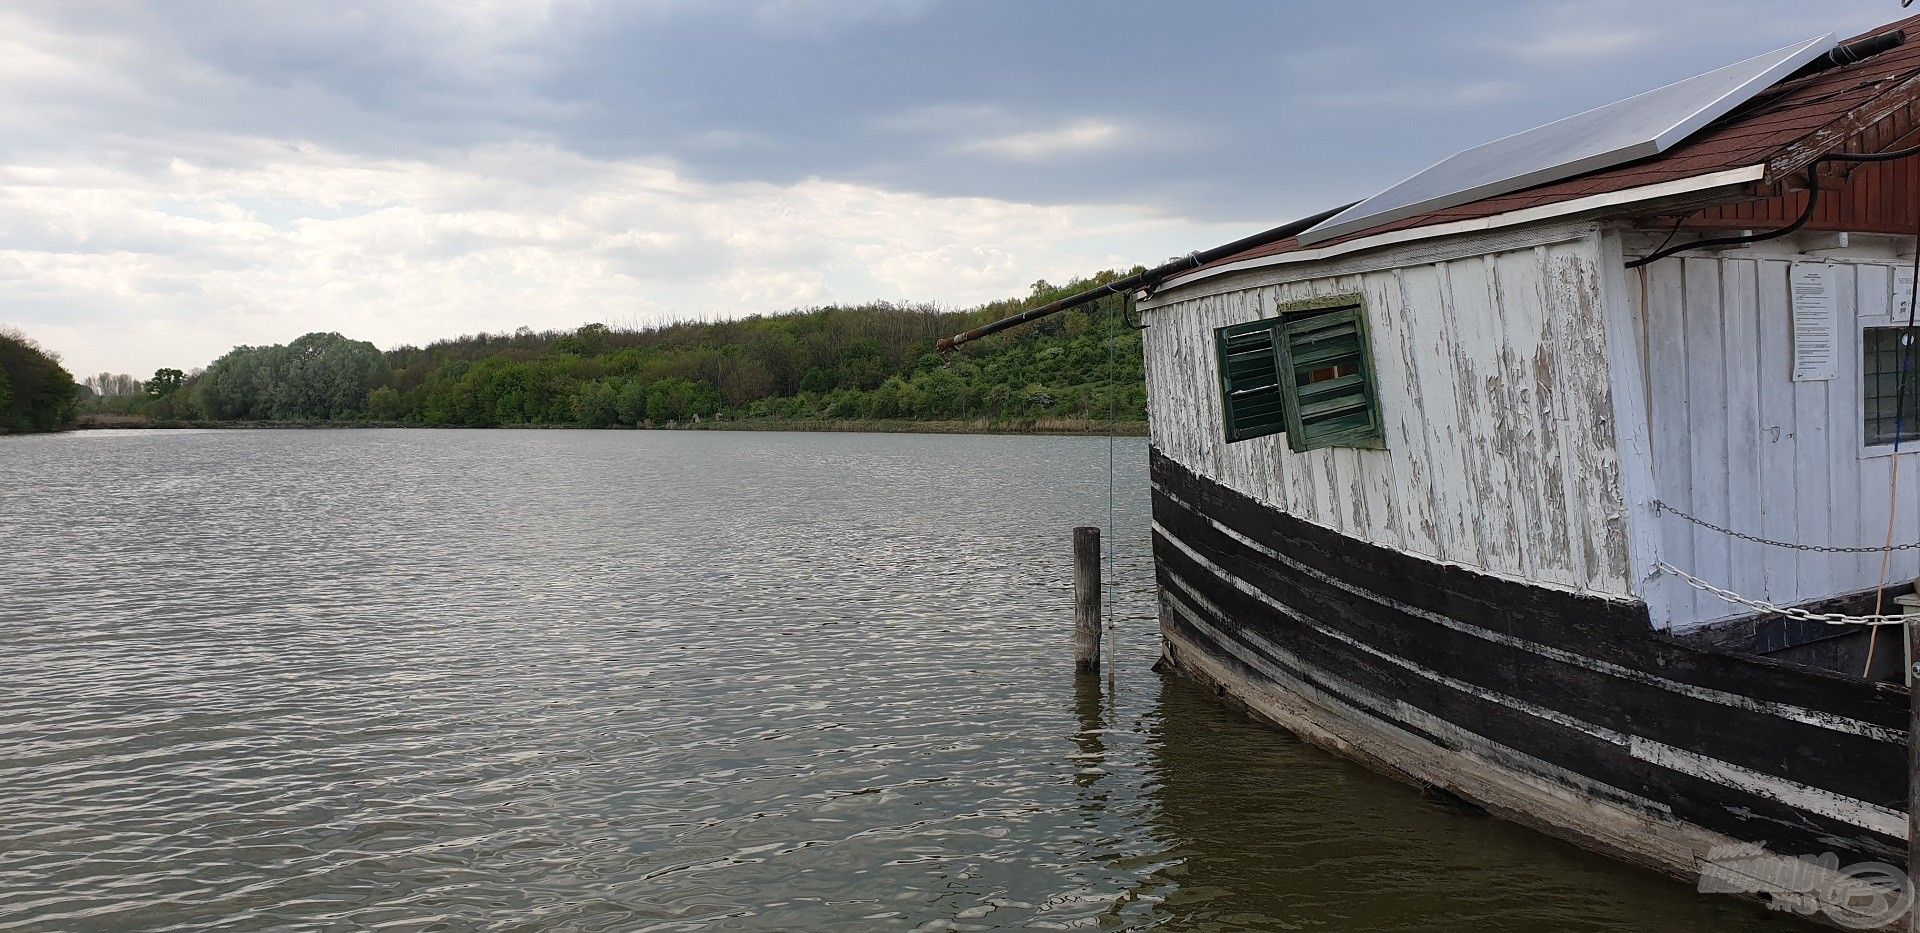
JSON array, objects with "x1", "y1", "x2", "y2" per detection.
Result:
[{"x1": 1, "y1": 429, "x2": 1797, "y2": 931}]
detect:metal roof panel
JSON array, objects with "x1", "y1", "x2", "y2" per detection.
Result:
[{"x1": 1296, "y1": 35, "x2": 1835, "y2": 245}]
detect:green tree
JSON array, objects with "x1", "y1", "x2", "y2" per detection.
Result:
[
  {"x1": 130, "y1": 265, "x2": 1150, "y2": 431},
  {"x1": 798, "y1": 367, "x2": 835, "y2": 394},
  {"x1": 983, "y1": 383, "x2": 1011, "y2": 417},
  {"x1": 645, "y1": 378, "x2": 721, "y2": 423},
  {"x1": 615, "y1": 379, "x2": 649, "y2": 425},
  {"x1": 913, "y1": 367, "x2": 966, "y2": 419},
  {"x1": 197, "y1": 333, "x2": 384, "y2": 421},
  {"x1": 574, "y1": 380, "x2": 619, "y2": 427},
  {"x1": 0, "y1": 329, "x2": 77, "y2": 433},
  {"x1": 366, "y1": 386, "x2": 404, "y2": 421},
  {"x1": 554, "y1": 322, "x2": 610, "y2": 356},
  {"x1": 146, "y1": 367, "x2": 185, "y2": 397}
]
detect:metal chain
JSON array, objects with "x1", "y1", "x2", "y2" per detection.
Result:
[
  {"x1": 1653, "y1": 561, "x2": 1911, "y2": 625},
  {"x1": 1652, "y1": 500, "x2": 1920, "y2": 553}
]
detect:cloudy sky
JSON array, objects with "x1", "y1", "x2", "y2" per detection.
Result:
[{"x1": 1, "y1": 0, "x2": 1902, "y2": 378}]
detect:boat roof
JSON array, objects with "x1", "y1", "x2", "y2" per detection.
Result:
[{"x1": 1172, "y1": 14, "x2": 1920, "y2": 283}]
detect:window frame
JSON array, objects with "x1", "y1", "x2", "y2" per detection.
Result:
[
  {"x1": 1213, "y1": 316, "x2": 1288, "y2": 444},
  {"x1": 1274, "y1": 294, "x2": 1386, "y2": 454},
  {"x1": 1862, "y1": 321, "x2": 1920, "y2": 457}
]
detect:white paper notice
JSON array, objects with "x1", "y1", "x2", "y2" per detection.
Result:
[
  {"x1": 1897, "y1": 265, "x2": 1916, "y2": 320},
  {"x1": 1791, "y1": 263, "x2": 1837, "y2": 382}
]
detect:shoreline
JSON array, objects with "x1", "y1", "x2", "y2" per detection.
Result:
[
  {"x1": 64, "y1": 414, "x2": 1149, "y2": 438},
  {"x1": 699, "y1": 418, "x2": 1147, "y2": 437}
]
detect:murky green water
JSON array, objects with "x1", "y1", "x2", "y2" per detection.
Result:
[{"x1": 0, "y1": 429, "x2": 1803, "y2": 930}]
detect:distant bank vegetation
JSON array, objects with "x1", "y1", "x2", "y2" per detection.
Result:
[
  {"x1": 0, "y1": 330, "x2": 77, "y2": 434},
  {"x1": 77, "y1": 270, "x2": 1148, "y2": 431}
]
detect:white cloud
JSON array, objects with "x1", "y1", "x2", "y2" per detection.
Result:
[
  {"x1": 958, "y1": 119, "x2": 1127, "y2": 161},
  {"x1": 879, "y1": 106, "x2": 1148, "y2": 162},
  {"x1": 0, "y1": 138, "x2": 1235, "y2": 377}
]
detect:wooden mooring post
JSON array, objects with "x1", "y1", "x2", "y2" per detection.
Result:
[{"x1": 1074, "y1": 526, "x2": 1102, "y2": 675}]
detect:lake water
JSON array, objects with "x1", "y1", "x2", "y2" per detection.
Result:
[{"x1": 1, "y1": 429, "x2": 1801, "y2": 931}]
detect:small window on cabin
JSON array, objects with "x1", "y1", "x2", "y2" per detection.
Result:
[
  {"x1": 1864, "y1": 326, "x2": 1920, "y2": 447},
  {"x1": 1212, "y1": 297, "x2": 1386, "y2": 451},
  {"x1": 1275, "y1": 299, "x2": 1385, "y2": 453},
  {"x1": 1215, "y1": 318, "x2": 1288, "y2": 443}
]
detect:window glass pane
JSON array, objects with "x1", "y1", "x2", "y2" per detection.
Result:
[{"x1": 1863, "y1": 327, "x2": 1920, "y2": 447}]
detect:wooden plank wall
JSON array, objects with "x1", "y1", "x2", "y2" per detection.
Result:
[
  {"x1": 1632, "y1": 247, "x2": 1920, "y2": 627},
  {"x1": 1142, "y1": 235, "x2": 1633, "y2": 598}
]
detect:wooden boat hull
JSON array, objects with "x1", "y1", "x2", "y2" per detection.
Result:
[{"x1": 1150, "y1": 448, "x2": 1910, "y2": 925}]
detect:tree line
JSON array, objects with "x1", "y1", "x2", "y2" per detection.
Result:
[
  {"x1": 73, "y1": 268, "x2": 1149, "y2": 430},
  {"x1": 0, "y1": 330, "x2": 77, "y2": 434}
]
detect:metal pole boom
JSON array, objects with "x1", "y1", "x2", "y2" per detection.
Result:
[{"x1": 935, "y1": 202, "x2": 1355, "y2": 353}]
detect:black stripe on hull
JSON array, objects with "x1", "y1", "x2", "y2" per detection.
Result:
[
  {"x1": 1152, "y1": 449, "x2": 1903, "y2": 731},
  {"x1": 1149, "y1": 448, "x2": 1908, "y2": 871}
]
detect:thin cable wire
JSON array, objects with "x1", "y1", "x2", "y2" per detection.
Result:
[
  {"x1": 1863, "y1": 200, "x2": 1920, "y2": 674},
  {"x1": 1646, "y1": 214, "x2": 1689, "y2": 259},
  {"x1": 1628, "y1": 141, "x2": 1920, "y2": 270},
  {"x1": 1105, "y1": 292, "x2": 1119, "y2": 687},
  {"x1": 1627, "y1": 168, "x2": 1822, "y2": 268}
]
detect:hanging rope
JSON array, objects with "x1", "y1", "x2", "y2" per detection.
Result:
[
  {"x1": 1104, "y1": 290, "x2": 1121, "y2": 685},
  {"x1": 1862, "y1": 191, "x2": 1920, "y2": 673}
]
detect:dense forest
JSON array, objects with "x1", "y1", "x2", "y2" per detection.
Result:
[
  {"x1": 80, "y1": 270, "x2": 1148, "y2": 431},
  {"x1": 0, "y1": 330, "x2": 77, "y2": 434}
]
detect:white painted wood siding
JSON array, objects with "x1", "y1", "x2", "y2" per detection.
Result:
[
  {"x1": 1142, "y1": 234, "x2": 1632, "y2": 597},
  {"x1": 1628, "y1": 244, "x2": 1920, "y2": 627}
]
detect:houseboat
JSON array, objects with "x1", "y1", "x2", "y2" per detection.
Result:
[{"x1": 942, "y1": 11, "x2": 1920, "y2": 927}]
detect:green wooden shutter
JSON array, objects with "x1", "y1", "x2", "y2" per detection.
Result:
[
  {"x1": 1276, "y1": 304, "x2": 1384, "y2": 452},
  {"x1": 1214, "y1": 318, "x2": 1287, "y2": 442}
]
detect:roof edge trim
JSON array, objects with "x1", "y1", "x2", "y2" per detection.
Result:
[{"x1": 1150, "y1": 164, "x2": 1767, "y2": 299}]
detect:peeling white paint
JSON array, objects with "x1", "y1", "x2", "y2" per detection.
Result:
[{"x1": 1143, "y1": 231, "x2": 1632, "y2": 597}]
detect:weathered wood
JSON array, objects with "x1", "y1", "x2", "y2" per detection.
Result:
[
  {"x1": 1153, "y1": 452, "x2": 1910, "y2": 879},
  {"x1": 1643, "y1": 252, "x2": 1694, "y2": 624},
  {"x1": 1910, "y1": 615, "x2": 1919, "y2": 933},
  {"x1": 1073, "y1": 526, "x2": 1101, "y2": 675},
  {"x1": 1542, "y1": 240, "x2": 1631, "y2": 592},
  {"x1": 1833, "y1": 265, "x2": 1871, "y2": 591},
  {"x1": 1444, "y1": 255, "x2": 1521, "y2": 573},
  {"x1": 1722, "y1": 259, "x2": 1766, "y2": 605},
  {"x1": 1595, "y1": 230, "x2": 1663, "y2": 606},
  {"x1": 1143, "y1": 235, "x2": 1634, "y2": 601},
  {"x1": 1402, "y1": 262, "x2": 1482, "y2": 569},
  {"x1": 1160, "y1": 615, "x2": 1899, "y2": 927},
  {"x1": 1636, "y1": 251, "x2": 1920, "y2": 628},
  {"x1": 1685, "y1": 257, "x2": 1733, "y2": 624},
  {"x1": 1756, "y1": 259, "x2": 1801, "y2": 604},
  {"x1": 1149, "y1": 218, "x2": 1920, "y2": 629},
  {"x1": 1763, "y1": 72, "x2": 1920, "y2": 184}
]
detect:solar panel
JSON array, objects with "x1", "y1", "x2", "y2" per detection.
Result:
[{"x1": 1295, "y1": 34, "x2": 1836, "y2": 246}]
